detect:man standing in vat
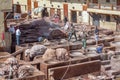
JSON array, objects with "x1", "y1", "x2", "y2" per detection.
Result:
[
  {"x1": 94, "y1": 26, "x2": 99, "y2": 45},
  {"x1": 81, "y1": 31, "x2": 87, "y2": 52},
  {"x1": 96, "y1": 43, "x2": 104, "y2": 53},
  {"x1": 68, "y1": 23, "x2": 77, "y2": 41},
  {"x1": 16, "y1": 27, "x2": 21, "y2": 45}
]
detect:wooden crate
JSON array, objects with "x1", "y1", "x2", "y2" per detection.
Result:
[
  {"x1": 40, "y1": 55, "x2": 100, "y2": 80},
  {"x1": 48, "y1": 60, "x2": 101, "y2": 80}
]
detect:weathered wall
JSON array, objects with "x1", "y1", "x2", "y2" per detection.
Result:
[
  {"x1": 0, "y1": 0, "x2": 12, "y2": 10},
  {"x1": 13, "y1": 0, "x2": 27, "y2": 13},
  {"x1": 0, "y1": 12, "x2": 4, "y2": 33},
  {"x1": 0, "y1": 0, "x2": 12, "y2": 51},
  {"x1": 82, "y1": 11, "x2": 89, "y2": 24},
  {"x1": 98, "y1": 0, "x2": 116, "y2": 5},
  {"x1": 13, "y1": 0, "x2": 119, "y2": 30},
  {"x1": 100, "y1": 21, "x2": 116, "y2": 31}
]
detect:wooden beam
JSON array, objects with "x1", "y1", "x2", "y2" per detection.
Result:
[{"x1": 48, "y1": 60, "x2": 101, "y2": 80}]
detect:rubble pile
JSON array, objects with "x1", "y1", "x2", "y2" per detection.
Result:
[
  {"x1": 25, "y1": 45, "x2": 47, "y2": 61},
  {"x1": 0, "y1": 57, "x2": 37, "y2": 79},
  {"x1": 24, "y1": 44, "x2": 70, "y2": 62},
  {"x1": 19, "y1": 19, "x2": 67, "y2": 44}
]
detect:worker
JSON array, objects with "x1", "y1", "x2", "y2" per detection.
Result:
[
  {"x1": 38, "y1": 36, "x2": 44, "y2": 42},
  {"x1": 96, "y1": 43, "x2": 104, "y2": 53},
  {"x1": 94, "y1": 26, "x2": 99, "y2": 45},
  {"x1": 16, "y1": 27, "x2": 21, "y2": 45},
  {"x1": 81, "y1": 31, "x2": 87, "y2": 52},
  {"x1": 54, "y1": 13, "x2": 59, "y2": 23},
  {"x1": 27, "y1": 10, "x2": 31, "y2": 20},
  {"x1": 1, "y1": 31, "x2": 6, "y2": 47},
  {"x1": 8, "y1": 25, "x2": 15, "y2": 34},
  {"x1": 68, "y1": 23, "x2": 77, "y2": 41},
  {"x1": 64, "y1": 16, "x2": 68, "y2": 25},
  {"x1": 64, "y1": 21, "x2": 70, "y2": 31}
]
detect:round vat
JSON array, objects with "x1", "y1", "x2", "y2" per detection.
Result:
[
  {"x1": 87, "y1": 46, "x2": 96, "y2": 51},
  {"x1": 44, "y1": 42, "x2": 51, "y2": 46},
  {"x1": 87, "y1": 39, "x2": 95, "y2": 45},
  {"x1": 70, "y1": 51, "x2": 85, "y2": 58},
  {"x1": 111, "y1": 41, "x2": 120, "y2": 47},
  {"x1": 45, "y1": 60, "x2": 58, "y2": 64},
  {"x1": 103, "y1": 36, "x2": 114, "y2": 42},
  {"x1": 86, "y1": 53, "x2": 98, "y2": 57}
]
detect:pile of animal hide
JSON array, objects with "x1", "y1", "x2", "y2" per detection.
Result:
[
  {"x1": 0, "y1": 57, "x2": 36, "y2": 79},
  {"x1": 25, "y1": 45, "x2": 47, "y2": 61},
  {"x1": 24, "y1": 44, "x2": 70, "y2": 61},
  {"x1": 19, "y1": 19, "x2": 67, "y2": 44},
  {"x1": 18, "y1": 65, "x2": 34, "y2": 78},
  {"x1": 42, "y1": 48, "x2": 70, "y2": 61}
]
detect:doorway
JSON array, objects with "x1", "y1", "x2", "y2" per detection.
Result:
[
  {"x1": 34, "y1": 1, "x2": 38, "y2": 8},
  {"x1": 71, "y1": 11, "x2": 77, "y2": 23},
  {"x1": 57, "y1": 9, "x2": 61, "y2": 20},
  {"x1": 93, "y1": 0, "x2": 98, "y2": 3},
  {"x1": 50, "y1": 8, "x2": 55, "y2": 17}
]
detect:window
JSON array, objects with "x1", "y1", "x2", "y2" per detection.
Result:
[
  {"x1": 106, "y1": 15, "x2": 110, "y2": 21},
  {"x1": 106, "y1": 0, "x2": 110, "y2": 3}
]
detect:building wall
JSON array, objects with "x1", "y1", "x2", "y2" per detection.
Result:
[
  {"x1": 100, "y1": 21, "x2": 116, "y2": 30},
  {"x1": 13, "y1": 0, "x2": 27, "y2": 13},
  {"x1": 13, "y1": 0, "x2": 119, "y2": 31},
  {"x1": 0, "y1": 0, "x2": 12, "y2": 10},
  {"x1": 0, "y1": 0, "x2": 12, "y2": 51},
  {"x1": 38, "y1": 1, "x2": 83, "y2": 21}
]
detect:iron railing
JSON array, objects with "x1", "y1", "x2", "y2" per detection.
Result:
[{"x1": 88, "y1": 3, "x2": 120, "y2": 11}]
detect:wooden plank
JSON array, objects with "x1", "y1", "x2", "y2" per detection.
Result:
[
  {"x1": 17, "y1": 72, "x2": 45, "y2": 80},
  {"x1": 40, "y1": 55, "x2": 100, "y2": 79},
  {"x1": 48, "y1": 60, "x2": 101, "y2": 80},
  {"x1": 40, "y1": 58, "x2": 89, "y2": 79}
]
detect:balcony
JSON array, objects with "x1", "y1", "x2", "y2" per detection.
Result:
[{"x1": 87, "y1": 3, "x2": 120, "y2": 15}]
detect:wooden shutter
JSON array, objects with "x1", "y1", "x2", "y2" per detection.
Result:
[
  {"x1": 93, "y1": 0, "x2": 98, "y2": 3},
  {"x1": 50, "y1": 8, "x2": 55, "y2": 17},
  {"x1": 16, "y1": 4, "x2": 21, "y2": 13},
  {"x1": 27, "y1": 0, "x2": 31, "y2": 11},
  {"x1": 34, "y1": 1, "x2": 38, "y2": 8},
  {"x1": 63, "y1": 4, "x2": 68, "y2": 17},
  {"x1": 57, "y1": 9, "x2": 61, "y2": 20}
]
